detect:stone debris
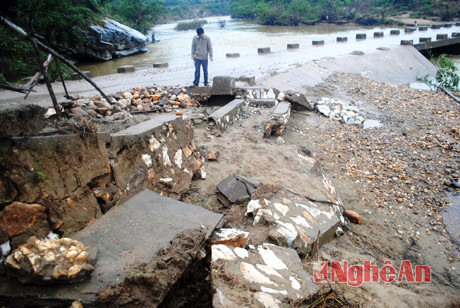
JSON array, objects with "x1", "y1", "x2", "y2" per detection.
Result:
[
  {"x1": 316, "y1": 97, "x2": 365, "y2": 125},
  {"x1": 66, "y1": 86, "x2": 199, "y2": 120},
  {"x1": 211, "y1": 244, "x2": 318, "y2": 308},
  {"x1": 345, "y1": 210, "x2": 362, "y2": 224},
  {"x1": 217, "y1": 173, "x2": 259, "y2": 206},
  {"x1": 284, "y1": 91, "x2": 315, "y2": 111},
  {"x1": 210, "y1": 228, "x2": 249, "y2": 248},
  {"x1": 246, "y1": 189, "x2": 342, "y2": 257},
  {"x1": 5, "y1": 237, "x2": 94, "y2": 285},
  {"x1": 264, "y1": 102, "x2": 291, "y2": 138}
]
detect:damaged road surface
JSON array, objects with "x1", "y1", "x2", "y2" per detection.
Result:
[{"x1": 0, "y1": 189, "x2": 223, "y2": 306}]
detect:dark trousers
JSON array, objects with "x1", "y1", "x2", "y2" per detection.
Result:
[{"x1": 194, "y1": 59, "x2": 208, "y2": 85}]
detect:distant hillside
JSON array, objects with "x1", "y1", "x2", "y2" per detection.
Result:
[
  {"x1": 228, "y1": 0, "x2": 460, "y2": 26},
  {"x1": 163, "y1": 0, "x2": 230, "y2": 21}
]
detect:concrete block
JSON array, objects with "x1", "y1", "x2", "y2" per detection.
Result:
[
  {"x1": 152, "y1": 62, "x2": 168, "y2": 68},
  {"x1": 211, "y1": 76, "x2": 236, "y2": 95},
  {"x1": 436, "y1": 34, "x2": 448, "y2": 40},
  {"x1": 452, "y1": 32, "x2": 460, "y2": 38},
  {"x1": 248, "y1": 99, "x2": 277, "y2": 108},
  {"x1": 117, "y1": 65, "x2": 135, "y2": 73},
  {"x1": 419, "y1": 26, "x2": 428, "y2": 31},
  {"x1": 374, "y1": 31, "x2": 384, "y2": 37},
  {"x1": 71, "y1": 71, "x2": 92, "y2": 80},
  {"x1": 245, "y1": 188, "x2": 343, "y2": 257},
  {"x1": 405, "y1": 27, "x2": 416, "y2": 32},
  {"x1": 264, "y1": 102, "x2": 291, "y2": 137},
  {"x1": 211, "y1": 244, "x2": 319, "y2": 308},
  {"x1": 401, "y1": 40, "x2": 413, "y2": 45},
  {"x1": 442, "y1": 23, "x2": 452, "y2": 28},
  {"x1": 287, "y1": 43, "x2": 299, "y2": 49},
  {"x1": 237, "y1": 76, "x2": 256, "y2": 86},
  {"x1": 226, "y1": 53, "x2": 240, "y2": 58},
  {"x1": 431, "y1": 24, "x2": 442, "y2": 29},
  {"x1": 258, "y1": 47, "x2": 270, "y2": 54},
  {"x1": 0, "y1": 189, "x2": 223, "y2": 306},
  {"x1": 209, "y1": 99, "x2": 244, "y2": 131},
  {"x1": 337, "y1": 36, "x2": 348, "y2": 42},
  {"x1": 419, "y1": 37, "x2": 432, "y2": 43},
  {"x1": 188, "y1": 86, "x2": 212, "y2": 102},
  {"x1": 356, "y1": 33, "x2": 366, "y2": 39},
  {"x1": 456, "y1": 22, "x2": 460, "y2": 26},
  {"x1": 390, "y1": 29, "x2": 400, "y2": 35},
  {"x1": 312, "y1": 40, "x2": 324, "y2": 45}
]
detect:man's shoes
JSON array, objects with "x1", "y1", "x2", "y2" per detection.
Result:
[
  {"x1": 191, "y1": 83, "x2": 198, "y2": 87},
  {"x1": 204, "y1": 83, "x2": 210, "y2": 86}
]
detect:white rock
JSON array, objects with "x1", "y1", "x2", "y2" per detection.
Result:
[
  {"x1": 246, "y1": 200, "x2": 262, "y2": 215},
  {"x1": 1, "y1": 241, "x2": 11, "y2": 256},
  {"x1": 258, "y1": 245, "x2": 287, "y2": 270},
  {"x1": 149, "y1": 136, "x2": 161, "y2": 151},
  {"x1": 162, "y1": 146, "x2": 171, "y2": 166},
  {"x1": 234, "y1": 247, "x2": 249, "y2": 259},
  {"x1": 240, "y1": 262, "x2": 275, "y2": 285},
  {"x1": 212, "y1": 244, "x2": 236, "y2": 261},
  {"x1": 290, "y1": 277, "x2": 301, "y2": 290},
  {"x1": 273, "y1": 202, "x2": 289, "y2": 216},
  {"x1": 174, "y1": 149, "x2": 182, "y2": 168},
  {"x1": 142, "y1": 154, "x2": 152, "y2": 167},
  {"x1": 256, "y1": 264, "x2": 283, "y2": 278}
]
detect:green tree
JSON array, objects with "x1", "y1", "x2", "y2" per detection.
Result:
[{"x1": 105, "y1": 0, "x2": 166, "y2": 33}]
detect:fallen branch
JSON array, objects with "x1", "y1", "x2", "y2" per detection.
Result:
[
  {"x1": 0, "y1": 82, "x2": 36, "y2": 94},
  {"x1": 24, "y1": 54, "x2": 53, "y2": 99},
  {"x1": 440, "y1": 86, "x2": 460, "y2": 104}
]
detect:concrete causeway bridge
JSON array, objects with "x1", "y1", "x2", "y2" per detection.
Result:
[{"x1": 414, "y1": 36, "x2": 460, "y2": 56}]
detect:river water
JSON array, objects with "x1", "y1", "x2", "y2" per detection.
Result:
[{"x1": 78, "y1": 16, "x2": 460, "y2": 77}]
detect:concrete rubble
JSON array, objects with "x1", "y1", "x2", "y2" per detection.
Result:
[
  {"x1": 264, "y1": 102, "x2": 291, "y2": 137},
  {"x1": 211, "y1": 243, "x2": 319, "y2": 307},
  {"x1": 245, "y1": 188, "x2": 343, "y2": 257},
  {"x1": 316, "y1": 97, "x2": 366, "y2": 125}
]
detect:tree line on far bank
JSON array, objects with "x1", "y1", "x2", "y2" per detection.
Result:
[{"x1": 229, "y1": 0, "x2": 460, "y2": 26}]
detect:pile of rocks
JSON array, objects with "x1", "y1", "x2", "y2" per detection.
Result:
[
  {"x1": 6, "y1": 237, "x2": 94, "y2": 284},
  {"x1": 316, "y1": 97, "x2": 365, "y2": 125},
  {"x1": 68, "y1": 86, "x2": 199, "y2": 120}
]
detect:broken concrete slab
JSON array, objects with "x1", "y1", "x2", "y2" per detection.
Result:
[
  {"x1": 264, "y1": 102, "x2": 291, "y2": 138},
  {"x1": 249, "y1": 98, "x2": 277, "y2": 108},
  {"x1": 188, "y1": 86, "x2": 212, "y2": 102},
  {"x1": 284, "y1": 91, "x2": 314, "y2": 111},
  {"x1": 211, "y1": 76, "x2": 236, "y2": 95},
  {"x1": 208, "y1": 99, "x2": 244, "y2": 131},
  {"x1": 0, "y1": 189, "x2": 223, "y2": 306},
  {"x1": 211, "y1": 243, "x2": 319, "y2": 308},
  {"x1": 245, "y1": 187, "x2": 343, "y2": 257}
]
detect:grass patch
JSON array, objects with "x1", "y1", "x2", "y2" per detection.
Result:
[{"x1": 174, "y1": 19, "x2": 208, "y2": 31}]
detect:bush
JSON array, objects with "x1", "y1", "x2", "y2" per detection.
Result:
[
  {"x1": 174, "y1": 19, "x2": 208, "y2": 31},
  {"x1": 434, "y1": 55, "x2": 459, "y2": 91}
]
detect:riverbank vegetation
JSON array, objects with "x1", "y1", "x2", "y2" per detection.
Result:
[{"x1": 229, "y1": 0, "x2": 460, "y2": 26}]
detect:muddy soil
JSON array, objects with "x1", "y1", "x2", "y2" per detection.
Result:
[{"x1": 184, "y1": 73, "x2": 460, "y2": 307}]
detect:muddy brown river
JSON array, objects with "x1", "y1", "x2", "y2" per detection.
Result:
[{"x1": 78, "y1": 16, "x2": 460, "y2": 77}]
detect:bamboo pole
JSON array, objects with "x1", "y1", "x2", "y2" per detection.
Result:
[{"x1": 54, "y1": 58, "x2": 70, "y2": 99}]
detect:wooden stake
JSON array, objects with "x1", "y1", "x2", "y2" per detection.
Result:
[
  {"x1": 54, "y1": 58, "x2": 70, "y2": 99},
  {"x1": 31, "y1": 40, "x2": 61, "y2": 116}
]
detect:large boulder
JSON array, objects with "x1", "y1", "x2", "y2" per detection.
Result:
[{"x1": 75, "y1": 19, "x2": 147, "y2": 61}]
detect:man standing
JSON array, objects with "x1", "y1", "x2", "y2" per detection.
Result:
[{"x1": 191, "y1": 27, "x2": 213, "y2": 86}]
